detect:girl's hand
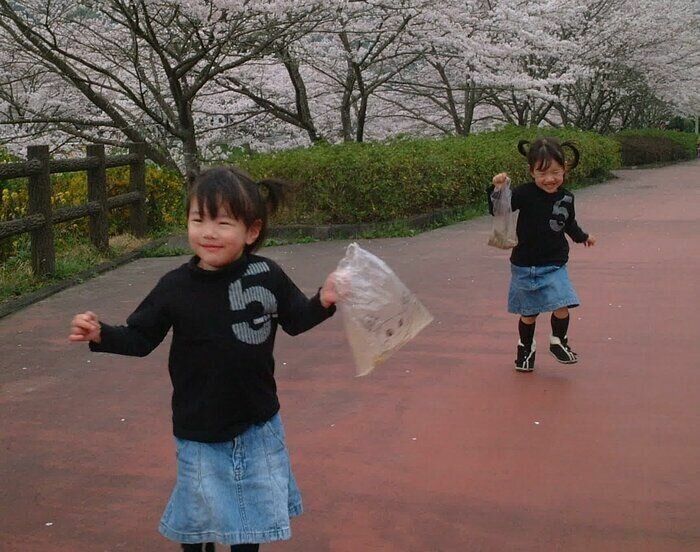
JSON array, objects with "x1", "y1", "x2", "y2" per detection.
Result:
[
  {"x1": 69, "y1": 311, "x2": 101, "y2": 343},
  {"x1": 492, "y1": 172, "x2": 510, "y2": 190},
  {"x1": 584, "y1": 235, "x2": 596, "y2": 247},
  {"x1": 320, "y1": 271, "x2": 342, "y2": 308}
]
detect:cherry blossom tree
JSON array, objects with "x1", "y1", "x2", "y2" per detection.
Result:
[
  {"x1": 548, "y1": 0, "x2": 700, "y2": 131},
  {"x1": 0, "y1": 0, "x2": 697, "y2": 167},
  {"x1": 0, "y1": 0, "x2": 328, "y2": 175}
]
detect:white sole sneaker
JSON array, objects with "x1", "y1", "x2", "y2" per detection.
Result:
[{"x1": 549, "y1": 335, "x2": 578, "y2": 364}]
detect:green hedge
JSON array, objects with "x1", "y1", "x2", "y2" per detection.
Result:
[
  {"x1": 614, "y1": 129, "x2": 696, "y2": 166},
  {"x1": 236, "y1": 126, "x2": 620, "y2": 225}
]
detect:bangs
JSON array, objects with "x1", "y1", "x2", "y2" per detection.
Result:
[
  {"x1": 529, "y1": 141, "x2": 565, "y2": 171},
  {"x1": 533, "y1": 155, "x2": 553, "y2": 172},
  {"x1": 187, "y1": 168, "x2": 257, "y2": 223}
]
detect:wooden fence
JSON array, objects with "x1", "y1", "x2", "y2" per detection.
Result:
[{"x1": 0, "y1": 143, "x2": 147, "y2": 277}]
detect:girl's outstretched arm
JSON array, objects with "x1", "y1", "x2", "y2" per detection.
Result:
[{"x1": 71, "y1": 278, "x2": 172, "y2": 357}]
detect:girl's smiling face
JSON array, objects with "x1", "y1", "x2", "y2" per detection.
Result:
[
  {"x1": 531, "y1": 159, "x2": 565, "y2": 194},
  {"x1": 187, "y1": 199, "x2": 261, "y2": 270}
]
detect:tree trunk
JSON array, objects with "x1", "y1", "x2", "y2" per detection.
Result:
[
  {"x1": 341, "y1": 66, "x2": 356, "y2": 142},
  {"x1": 280, "y1": 47, "x2": 322, "y2": 143},
  {"x1": 177, "y1": 100, "x2": 200, "y2": 179}
]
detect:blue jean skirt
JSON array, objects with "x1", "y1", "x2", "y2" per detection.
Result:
[
  {"x1": 508, "y1": 264, "x2": 580, "y2": 316},
  {"x1": 158, "y1": 413, "x2": 302, "y2": 545}
]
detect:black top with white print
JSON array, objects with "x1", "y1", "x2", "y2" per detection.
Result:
[
  {"x1": 90, "y1": 253, "x2": 335, "y2": 442},
  {"x1": 487, "y1": 181, "x2": 588, "y2": 267}
]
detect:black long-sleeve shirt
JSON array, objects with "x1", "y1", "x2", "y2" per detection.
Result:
[
  {"x1": 90, "y1": 253, "x2": 335, "y2": 442},
  {"x1": 487, "y1": 182, "x2": 588, "y2": 267}
]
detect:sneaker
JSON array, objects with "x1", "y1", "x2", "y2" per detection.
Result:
[
  {"x1": 549, "y1": 335, "x2": 578, "y2": 364},
  {"x1": 515, "y1": 339, "x2": 536, "y2": 372}
]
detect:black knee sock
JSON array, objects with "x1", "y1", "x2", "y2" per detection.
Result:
[
  {"x1": 182, "y1": 541, "x2": 257, "y2": 551},
  {"x1": 551, "y1": 313, "x2": 569, "y2": 339},
  {"x1": 181, "y1": 544, "x2": 215, "y2": 552},
  {"x1": 518, "y1": 318, "x2": 536, "y2": 347}
]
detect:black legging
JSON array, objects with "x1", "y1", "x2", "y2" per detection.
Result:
[{"x1": 181, "y1": 544, "x2": 259, "y2": 552}]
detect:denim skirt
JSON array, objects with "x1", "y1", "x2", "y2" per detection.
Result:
[
  {"x1": 158, "y1": 413, "x2": 302, "y2": 545},
  {"x1": 508, "y1": 264, "x2": 580, "y2": 316}
]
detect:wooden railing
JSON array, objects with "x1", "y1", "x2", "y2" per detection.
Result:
[{"x1": 0, "y1": 143, "x2": 147, "y2": 277}]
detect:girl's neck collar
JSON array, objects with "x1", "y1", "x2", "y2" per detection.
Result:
[{"x1": 187, "y1": 252, "x2": 249, "y2": 278}]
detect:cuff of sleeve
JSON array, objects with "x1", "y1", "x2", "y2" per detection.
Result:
[
  {"x1": 313, "y1": 289, "x2": 336, "y2": 318},
  {"x1": 88, "y1": 322, "x2": 110, "y2": 352}
]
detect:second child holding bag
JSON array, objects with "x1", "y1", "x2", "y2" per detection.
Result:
[{"x1": 487, "y1": 137, "x2": 596, "y2": 372}]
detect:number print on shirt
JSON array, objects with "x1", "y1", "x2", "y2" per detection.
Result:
[
  {"x1": 228, "y1": 262, "x2": 277, "y2": 344},
  {"x1": 550, "y1": 196, "x2": 572, "y2": 232}
]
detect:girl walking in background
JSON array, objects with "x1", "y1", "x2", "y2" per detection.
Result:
[{"x1": 488, "y1": 138, "x2": 596, "y2": 372}]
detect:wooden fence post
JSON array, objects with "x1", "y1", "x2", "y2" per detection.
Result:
[
  {"x1": 27, "y1": 146, "x2": 55, "y2": 276},
  {"x1": 129, "y1": 143, "x2": 147, "y2": 237},
  {"x1": 87, "y1": 144, "x2": 109, "y2": 252}
]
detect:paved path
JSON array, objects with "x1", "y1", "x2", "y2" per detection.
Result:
[{"x1": 1, "y1": 161, "x2": 699, "y2": 551}]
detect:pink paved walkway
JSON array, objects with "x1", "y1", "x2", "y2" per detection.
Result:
[{"x1": 1, "y1": 161, "x2": 699, "y2": 551}]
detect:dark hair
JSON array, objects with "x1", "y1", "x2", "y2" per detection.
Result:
[
  {"x1": 186, "y1": 166, "x2": 288, "y2": 253},
  {"x1": 517, "y1": 137, "x2": 580, "y2": 173}
]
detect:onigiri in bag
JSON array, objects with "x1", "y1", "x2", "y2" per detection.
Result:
[
  {"x1": 335, "y1": 243, "x2": 433, "y2": 376},
  {"x1": 488, "y1": 177, "x2": 518, "y2": 249}
]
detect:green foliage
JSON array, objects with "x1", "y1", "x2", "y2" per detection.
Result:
[
  {"x1": 614, "y1": 129, "x2": 696, "y2": 166},
  {"x1": 666, "y1": 116, "x2": 698, "y2": 134},
  {"x1": 236, "y1": 126, "x2": 620, "y2": 225}
]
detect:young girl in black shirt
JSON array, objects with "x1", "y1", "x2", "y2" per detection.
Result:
[
  {"x1": 70, "y1": 167, "x2": 338, "y2": 551},
  {"x1": 488, "y1": 138, "x2": 596, "y2": 372}
]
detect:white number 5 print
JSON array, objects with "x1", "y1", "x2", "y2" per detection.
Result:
[
  {"x1": 228, "y1": 263, "x2": 277, "y2": 344},
  {"x1": 550, "y1": 196, "x2": 572, "y2": 232}
]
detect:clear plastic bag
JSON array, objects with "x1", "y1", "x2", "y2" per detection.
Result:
[
  {"x1": 488, "y1": 177, "x2": 518, "y2": 249},
  {"x1": 335, "y1": 243, "x2": 433, "y2": 376}
]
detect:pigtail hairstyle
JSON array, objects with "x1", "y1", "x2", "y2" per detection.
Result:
[
  {"x1": 257, "y1": 178, "x2": 288, "y2": 216},
  {"x1": 226, "y1": 166, "x2": 290, "y2": 253},
  {"x1": 517, "y1": 139, "x2": 530, "y2": 159},
  {"x1": 517, "y1": 136, "x2": 580, "y2": 175},
  {"x1": 560, "y1": 141, "x2": 580, "y2": 171},
  {"x1": 252, "y1": 177, "x2": 290, "y2": 251}
]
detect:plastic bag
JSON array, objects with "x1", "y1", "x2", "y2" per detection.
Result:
[
  {"x1": 335, "y1": 243, "x2": 433, "y2": 376},
  {"x1": 488, "y1": 177, "x2": 518, "y2": 249}
]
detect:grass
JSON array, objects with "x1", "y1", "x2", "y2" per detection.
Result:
[
  {"x1": 142, "y1": 244, "x2": 190, "y2": 258},
  {"x1": 0, "y1": 232, "x2": 148, "y2": 305}
]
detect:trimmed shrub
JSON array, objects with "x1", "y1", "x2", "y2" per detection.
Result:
[
  {"x1": 236, "y1": 126, "x2": 620, "y2": 225},
  {"x1": 614, "y1": 129, "x2": 696, "y2": 166}
]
